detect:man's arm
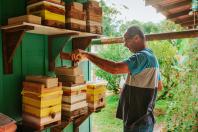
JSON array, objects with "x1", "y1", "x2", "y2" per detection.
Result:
[{"x1": 73, "y1": 50, "x2": 130, "y2": 75}]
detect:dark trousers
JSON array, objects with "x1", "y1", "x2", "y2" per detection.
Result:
[{"x1": 124, "y1": 123, "x2": 154, "y2": 132}]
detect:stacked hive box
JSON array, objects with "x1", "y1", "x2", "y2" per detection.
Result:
[
  {"x1": 26, "y1": 0, "x2": 65, "y2": 28},
  {"x1": 87, "y1": 81, "x2": 107, "y2": 112},
  {"x1": 84, "y1": 0, "x2": 102, "y2": 34},
  {"x1": 55, "y1": 67, "x2": 88, "y2": 119},
  {"x1": 22, "y1": 76, "x2": 62, "y2": 130},
  {"x1": 65, "y1": 2, "x2": 86, "y2": 31}
]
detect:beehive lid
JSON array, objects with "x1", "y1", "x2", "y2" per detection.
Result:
[{"x1": 0, "y1": 113, "x2": 15, "y2": 126}]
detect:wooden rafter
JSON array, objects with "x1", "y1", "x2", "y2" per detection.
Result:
[
  {"x1": 91, "y1": 29, "x2": 198, "y2": 45},
  {"x1": 167, "y1": 9, "x2": 191, "y2": 19},
  {"x1": 159, "y1": 1, "x2": 191, "y2": 13}
]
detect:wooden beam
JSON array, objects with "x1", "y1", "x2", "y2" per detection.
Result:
[
  {"x1": 167, "y1": 9, "x2": 191, "y2": 19},
  {"x1": 175, "y1": 16, "x2": 195, "y2": 24},
  {"x1": 91, "y1": 29, "x2": 198, "y2": 44},
  {"x1": 181, "y1": 21, "x2": 198, "y2": 27},
  {"x1": 145, "y1": 0, "x2": 162, "y2": 6},
  {"x1": 159, "y1": 1, "x2": 191, "y2": 13}
]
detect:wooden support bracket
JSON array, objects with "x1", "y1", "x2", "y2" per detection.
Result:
[
  {"x1": 2, "y1": 25, "x2": 34, "y2": 74},
  {"x1": 48, "y1": 33, "x2": 79, "y2": 71},
  {"x1": 72, "y1": 36, "x2": 97, "y2": 51}
]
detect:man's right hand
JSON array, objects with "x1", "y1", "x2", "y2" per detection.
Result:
[{"x1": 71, "y1": 49, "x2": 88, "y2": 62}]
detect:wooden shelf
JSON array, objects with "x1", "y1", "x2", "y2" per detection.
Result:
[
  {"x1": 1, "y1": 22, "x2": 101, "y2": 38},
  {"x1": 1, "y1": 22, "x2": 102, "y2": 74}
]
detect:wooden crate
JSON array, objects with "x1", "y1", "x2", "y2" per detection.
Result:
[
  {"x1": 65, "y1": 2, "x2": 83, "y2": 12},
  {"x1": 62, "y1": 107, "x2": 88, "y2": 119},
  {"x1": 25, "y1": 76, "x2": 58, "y2": 88},
  {"x1": 23, "y1": 104, "x2": 61, "y2": 118},
  {"x1": 57, "y1": 75, "x2": 85, "y2": 84},
  {"x1": 86, "y1": 20, "x2": 102, "y2": 34},
  {"x1": 22, "y1": 112, "x2": 61, "y2": 130},
  {"x1": 55, "y1": 66, "x2": 83, "y2": 76},
  {"x1": 62, "y1": 93, "x2": 86, "y2": 104},
  {"x1": 8, "y1": 15, "x2": 41, "y2": 25},
  {"x1": 23, "y1": 82, "x2": 62, "y2": 93},
  {"x1": 27, "y1": 0, "x2": 65, "y2": 5},
  {"x1": 62, "y1": 101, "x2": 87, "y2": 112}
]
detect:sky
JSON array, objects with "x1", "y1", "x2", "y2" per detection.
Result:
[{"x1": 102, "y1": 0, "x2": 166, "y2": 23}]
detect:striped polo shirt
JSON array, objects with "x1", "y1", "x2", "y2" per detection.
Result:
[{"x1": 116, "y1": 48, "x2": 161, "y2": 127}]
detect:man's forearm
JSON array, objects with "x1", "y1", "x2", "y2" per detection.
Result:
[{"x1": 85, "y1": 53, "x2": 117, "y2": 74}]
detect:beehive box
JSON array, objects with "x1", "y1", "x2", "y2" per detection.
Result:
[
  {"x1": 55, "y1": 66, "x2": 83, "y2": 76},
  {"x1": 84, "y1": 0, "x2": 102, "y2": 34},
  {"x1": 27, "y1": 0, "x2": 64, "y2": 5},
  {"x1": 62, "y1": 101, "x2": 88, "y2": 112},
  {"x1": 25, "y1": 76, "x2": 58, "y2": 88},
  {"x1": 62, "y1": 107, "x2": 88, "y2": 119},
  {"x1": 8, "y1": 15, "x2": 41, "y2": 25},
  {"x1": 22, "y1": 112, "x2": 61, "y2": 130},
  {"x1": 27, "y1": 0, "x2": 65, "y2": 28},
  {"x1": 62, "y1": 93, "x2": 86, "y2": 104},
  {"x1": 86, "y1": 81, "x2": 107, "y2": 111},
  {"x1": 62, "y1": 84, "x2": 87, "y2": 96},
  {"x1": 65, "y1": 2, "x2": 86, "y2": 31},
  {"x1": 0, "y1": 113, "x2": 17, "y2": 132},
  {"x1": 57, "y1": 75, "x2": 85, "y2": 84},
  {"x1": 22, "y1": 91, "x2": 62, "y2": 108},
  {"x1": 23, "y1": 81, "x2": 62, "y2": 93}
]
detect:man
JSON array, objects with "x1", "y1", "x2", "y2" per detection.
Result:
[{"x1": 72, "y1": 26, "x2": 163, "y2": 132}]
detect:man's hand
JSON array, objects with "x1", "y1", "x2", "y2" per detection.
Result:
[{"x1": 71, "y1": 49, "x2": 88, "y2": 62}]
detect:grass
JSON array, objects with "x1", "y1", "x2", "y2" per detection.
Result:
[
  {"x1": 92, "y1": 94, "x2": 123, "y2": 132},
  {"x1": 92, "y1": 94, "x2": 169, "y2": 132}
]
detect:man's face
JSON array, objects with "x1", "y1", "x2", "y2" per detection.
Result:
[{"x1": 123, "y1": 33, "x2": 140, "y2": 53}]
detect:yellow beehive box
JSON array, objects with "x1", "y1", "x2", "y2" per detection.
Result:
[
  {"x1": 87, "y1": 93, "x2": 105, "y2": 102},
  {"x1": 62, "y1": 84, "x2": 87, "y2": 96},
  {"x1": 86, "y1": 81, "x2": 107, "y2": 95},
  {"x1": 22, "y1": 90, "x2": 63, "y2": 108},
  {"x1": 23, "y1": 104, "x2": 61, "y2": 118}
]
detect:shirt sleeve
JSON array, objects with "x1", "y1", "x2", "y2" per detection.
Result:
[
  {"x1": 158, "y1": 70, "x2": 162, "y2": 81},
  {"x1": 123, "y1": 53, "x2": 148, "y2": 76}
]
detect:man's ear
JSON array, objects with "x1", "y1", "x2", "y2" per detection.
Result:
[{"x1": 134, "y1": 35, "x2": 139, "y2": 41}]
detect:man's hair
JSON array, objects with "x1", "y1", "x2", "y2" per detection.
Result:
[{"x1": 125, "y1": 26, "x2": 145, "y2": 40}]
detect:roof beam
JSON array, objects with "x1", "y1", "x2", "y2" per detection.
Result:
[
  {"x1": 158, "y1": 1, "x2": 191, "y2": 13},
  {"x1": 181, "y1": 21, "x2": 198, "y2": 27},
  {"x1": 91, "y1": 30, "x2": 198, "y2": 44},
  {"x1": 175, "y1": 16, "x2": 195, "y2": 24},
  {"x1": 145, "y1": 0, "x2": 162, "y2": 6},
  {"x1": 167, "y1": 9, "x2": 191, "y2": 19}
]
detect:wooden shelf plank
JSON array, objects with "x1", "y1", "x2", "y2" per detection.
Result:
[{"x1": 1, "y1": 22, "x2": 101, "y2": 37}]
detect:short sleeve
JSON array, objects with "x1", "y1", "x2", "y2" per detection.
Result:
[{"x1": 123, "y1": 53, "x2": 148, "y2": 76}]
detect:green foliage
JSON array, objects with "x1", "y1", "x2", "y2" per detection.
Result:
[{"x1": 95, "y1": 45, "x2": 131, "y2": 93}]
